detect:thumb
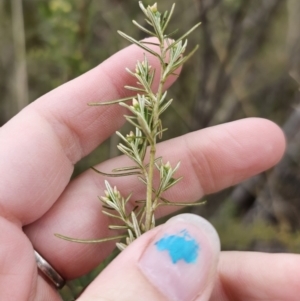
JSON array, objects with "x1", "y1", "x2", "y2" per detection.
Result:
[{"x1": 77, "y1": 214, "x2": 220, "y2": 301}]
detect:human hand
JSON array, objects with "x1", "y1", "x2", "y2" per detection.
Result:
[{"x1": 1, "y1": 40, "x2": 297, "y2": 301}]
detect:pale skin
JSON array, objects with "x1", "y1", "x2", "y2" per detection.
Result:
[{"x1": 0, "y1": 39, "x2": 299, "y2": 301}]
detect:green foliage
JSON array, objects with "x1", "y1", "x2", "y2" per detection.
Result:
[
  {"x1": 211, "y1": 201, "x2": 300, "y2": 252},
  {"x1": 56, "y1": 1, "x2": 203, "y2": 251}
]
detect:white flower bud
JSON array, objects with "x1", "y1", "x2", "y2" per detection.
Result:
[
  {"x1": 101, "y1": 196, "x2": 110, "y2": 203},
  {"x1": 149, "y1": 3, "x2": 157, "y2": 13},
  {"x1": 135, "y1": 65, "x2": 140, "y2": 75},
  {"x1": 164, "y1": 161, "x2": 171, "y2": 170},
  {"x1": 132, "y1": 98, "x2": 139, "y2": 109},
  {"x1": 126, "y1": 131, "x2": 135, "y2": 142},
  {"x1": 112, "y1": 186, "x2": 120, "y2": 198}
]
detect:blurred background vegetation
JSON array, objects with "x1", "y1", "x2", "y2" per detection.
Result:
[{"x1": 1, "y1": 0, "x2": 300, "y2": 299}]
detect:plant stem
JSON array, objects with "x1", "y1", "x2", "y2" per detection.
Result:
[
  {"x1": 145, "y1": 43, "x2": 167, "y2": 231},
  {"x1": 145, "y1": 143, "x2": 155, "y2": 230}
]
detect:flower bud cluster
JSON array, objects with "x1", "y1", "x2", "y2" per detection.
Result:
[{"x1": 155, "y1": 160, "x2": 182, "y2": 196}]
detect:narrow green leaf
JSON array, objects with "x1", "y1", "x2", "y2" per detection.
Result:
[
  {"x1": 134, "y1": 73, "x2": 152, "y2": 93},
  {"x1": 140, "y1": 41, "x2": 160, "y2": 46},
  {"x1": 124, "y1": 85, "x2": 146, "y2": 93},
  {"x1": 158, "y1": 197, "x2": 206, "y2": 207},
  {"x1": 138, "y1": 1, "x2": 149, "y2": 18},
  {"x1": 161, "y1": 10, "x2": 168, "y2": 29},
  {"x1": 158, "y1": 91, "x2": 168, "y2": 104},
  {"x1": 104, "y1": 180, "x2": 114, "y2": 197},
  {"x1": 119, "y1": 102, "x2": 139, "y2": 116},
  {"x1": 164, "y1": 28, "x2": 179, "y2": 39},
  {"x1": 102, "y1": 200, "x2": 119, "y2": 211},
  {"x1": 116, "y1": 144, "x2": 134, "y2": 159},
  {"x1": 88, "y1": 96, "x2": 134, "y2": 106},
  {"x1": 146, "y1": 8, "x2": 163, "y2": 42},
  {"x1": 124, "y1": 192, "x2": 133, "y2": 205},
  {"x1": 131, "y1": 212, "x2": 142, "y2": 237},
  {"x1": 139, "y1": 140, "x2": 148, "y2": 161},
  {"x1": 135, "y1": 199, "x2": 146, "y2": 204},
  {"x1": 132, "y1": 20, "x2": 156, "y2": 36},
  {"x1": 167, "y1": 22, "x2": 201, "y2": 51},
  {"x1": 162, "y1": 3, "x2": 175, "y2": 32},
  {"x1": 91, "y1": 166, "x2": 141, "y2": 177},
  {"x1": 182, "y1": 44, "x2": 199, "y2": 62},
  {"x1": 118, "y1": 30, "x2": 162, "y2": 61},
  {"x1": 159, "y1": 98, "x2": 173, "y2": 115},
  {"x1": 148, "y1": 69, "x2": 156, "y2": 88},
  {"x1": 108, "y1": 225, "x2": 129, "y2": 230},
  {"x1": 125, "y1": 67, "x2": 136, "y2": 77},
  {"x1": 117, "y1": 142, "x2": 134, "y2": 154},
  {"x1": 127, "y1": 229, "x2": 135, "y2": 241},
  {"x1": 115, "y1": 131, "x2": 132, "y2": 147},
  {"x1": 163, "y1": 176, "x2": 183, "y2": 191},
  {"x1": 116, "y1": 242, "x2": 127, "y2": 251},
  {"x1": 145, "y1": 18, "x2": 153, "y2": 27},
  {"x1": 55, "y1": 233, "x2": 127, "y2": 243},
  {"x1": 102, "y1": 205, "x2": 115, "y2": 211},
  {"x1": 137, "y1": 114, "x2": 152, "y2": 142},
  {"x1": 112, "y1": 166, "x2": 141, "y2": 172},
  {"x1": 124, "y1": 115, "x2": 142, "y2": 130},
  {"x1": 101, "y1": 210, "x2": 123, "y2": 220},
  {"x1": 166, "y1": 44, "x2": 199, "y2": 77},
  {"x1": 137, "y1": 176, "x2": 147, "y2": 185},
  {"x1": 155, "y1": 128, "x2": 168, "y2": 138}
]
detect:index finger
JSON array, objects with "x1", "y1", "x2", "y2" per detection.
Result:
[{"x1": 0, "y1": 39, "x2": 178, "y2": 225}]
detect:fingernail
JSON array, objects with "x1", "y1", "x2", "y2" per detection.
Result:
[{"x1": 138, "y1": 214, "x2": 220, "y2": 301}]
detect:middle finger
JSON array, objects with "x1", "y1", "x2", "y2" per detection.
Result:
[{"x1": 24, "y1": 117, "x2": 285, "y2": 279}]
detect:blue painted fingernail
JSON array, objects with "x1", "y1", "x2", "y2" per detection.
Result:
[
  {"x1": 155, "y1": 229, "x2": 200, "y2": 264},
  {"x1": 138, "y1": 214, "x2": 220, "y2": 301}
]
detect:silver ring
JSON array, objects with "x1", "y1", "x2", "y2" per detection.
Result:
[{"x1": 34, "y1": 250, "x2": 66, "y2": 289}]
